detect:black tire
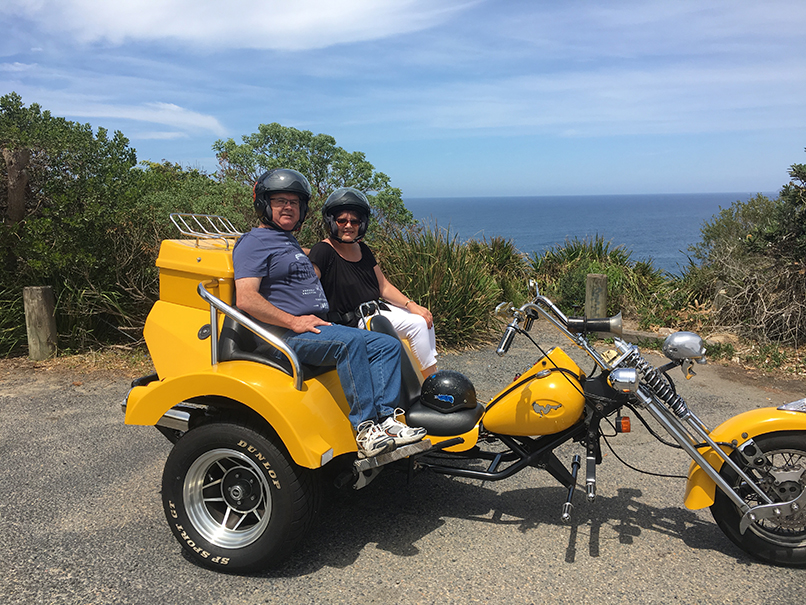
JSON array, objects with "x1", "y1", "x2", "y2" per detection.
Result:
[
  {"x1": 710, "y1": 431, "x2": 806, "y2": 566},
  {"x1": 161, "y1": 421, "x2": 319, "y2": 572}
]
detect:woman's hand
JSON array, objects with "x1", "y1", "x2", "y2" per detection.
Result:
[{"x1": 408, "y1": 301, "x2": 433, "y2": 329}]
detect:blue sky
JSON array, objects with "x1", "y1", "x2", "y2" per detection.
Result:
[{"x1": 2, "y1": 0, "x2": 805, "y2": 197}]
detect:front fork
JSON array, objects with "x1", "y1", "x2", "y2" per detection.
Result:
[
  {"x1": 638, "y1": 389, "x2": 806, "y2": 532},
  {"x1": 575, "y1": 393, "x2": 806, "y2": 533}
]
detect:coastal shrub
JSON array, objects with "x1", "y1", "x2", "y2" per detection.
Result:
[
  {"x1": 685, "y1": 152, "x2": 806, "y2": 346},
  {"x1": 527, "y1": 235, "x2": 679, "y2": 327},
  {"x1": 0, "y1": 284, "x2": 25, "y2": 356},
  {"x1": 373, "y1": 225, "x2": 503, "y2": 349},
  {"x1": 466, "y1": 236, "x2": 529, "y2": 306}
]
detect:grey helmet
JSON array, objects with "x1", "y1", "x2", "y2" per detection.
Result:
[
  {"x1": 322, "y1": 187, "x2": 370, "y2": 242},
  {"x1": 253, "y1": 168, "x2": 311, "y2": 231}
]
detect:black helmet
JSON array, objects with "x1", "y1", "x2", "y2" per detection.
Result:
[
  {"x1": 253, "y1": 168, "x2": 312, "y2": 231},
  {"x1": 322, "y1": 187, "x2": 370, "y2": 242},
  {"x1": 420, "y1": 370, "x2": 477, "y2": 413}
]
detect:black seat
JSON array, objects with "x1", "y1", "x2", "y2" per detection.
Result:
[
  {"x1": 405, "y1": 399, "x2": 485, "y2": 436},
  {"x1": 218, "y1": 315, "x2": 333, "y2": 380},
  {"x1": 365, "y1": 314, "x2": 422, "y2": 411}
]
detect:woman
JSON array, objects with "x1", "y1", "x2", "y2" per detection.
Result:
[{"x1": 308, "y1": 187, "x2": 437, "y2": 379}]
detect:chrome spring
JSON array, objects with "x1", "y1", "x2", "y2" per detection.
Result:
[{"x1": 626, "y1": 350, "x2": 690, "y2": 418}]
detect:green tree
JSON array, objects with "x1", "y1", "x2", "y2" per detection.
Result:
[
  {"x1": 212, "y1": 123, "x2": 412, "y2": 246},
  {"x1": 0, "y1": 92, "x2": 140, "y2": 351},
  {"x1": 113, "y1": 161, "x2": 253, "y2": 313}
]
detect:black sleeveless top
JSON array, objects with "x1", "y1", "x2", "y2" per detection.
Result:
[{"x1": 308, "y1": 241, "x2": 380, "y2": 327}]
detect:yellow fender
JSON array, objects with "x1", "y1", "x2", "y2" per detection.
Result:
[
  {"x1": 684, "y1": 407, "x2": 806, "y2": 510},
  {"x1": 124, "y1": 360, "x2": 357, "y2": 469}
]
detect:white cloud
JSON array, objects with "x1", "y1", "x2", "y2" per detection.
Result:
[
  {"x1": 55, "y1": 100, "x2": 228, "y2": 136},
  {"x1": 129, "y1": 131, "x2": 189, "y2": 141},
  {"x1": 2, "y1": 0, "x2": 474, "y2": 51},
  {"x1": 0, "y1": 62, "x2": 37, "y2": 72}
]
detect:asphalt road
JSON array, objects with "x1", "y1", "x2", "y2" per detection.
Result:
[{"x1": 2, "y1": 328, "x2": 806, "y2": 605}]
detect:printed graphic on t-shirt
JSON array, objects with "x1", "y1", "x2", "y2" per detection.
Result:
[{"x1": 281, "y1": 252, "x2": 317, "y2": 285}]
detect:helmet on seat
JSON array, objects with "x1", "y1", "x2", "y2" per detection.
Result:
[
  {"x1": 253, "y1": 168, "x2": 312, "y2": 231},
  {"x1": 420, "y1": 370, "x2": 477, "y2": 413},
  {"x1": 322, "y1": 187, "x2": 371, "y2": 242}
]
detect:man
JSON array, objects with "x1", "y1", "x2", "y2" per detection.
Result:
[{"x1": 232, "y1": 168, "x2": 425, "y2": 457}]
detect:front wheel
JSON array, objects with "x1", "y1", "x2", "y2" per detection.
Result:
[
  {"x1": 710, "y1": 431, "x2": 806, "y2": 566},
  {"x1": 161, "y1": 421, "x2": 319, "y2": 572}
]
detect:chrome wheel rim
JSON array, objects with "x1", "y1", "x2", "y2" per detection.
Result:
[
  {"x1": 184, "y1": 448, "x2": 272, "y2": 549},
  {"x1": 744, "y1": 447, "x2": 806, "y2": 547}
]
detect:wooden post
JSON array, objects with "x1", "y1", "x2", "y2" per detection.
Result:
[
  {"x1": 585, "y1": 274, "x2": 607, "y2": 319},
  {"x1": 23, "y1": 286, "x2": 58, "y2": 360}
]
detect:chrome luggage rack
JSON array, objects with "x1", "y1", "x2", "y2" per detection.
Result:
[{"x1": 170, "y1": 213, "x2": 242, "y2": 248}]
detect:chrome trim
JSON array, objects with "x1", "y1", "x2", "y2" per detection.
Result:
[
  {"x1": 779, "y1": 398, "x2": 806, "y2": 413},
  {"x1": 740, "y1": 488, "x2": 806, "y2": 534},
  {"x1": 196, "y1": 282, "x2": 304, "y2": 391},
  {"x1": 608, "y1": 367, "x2": 638, "y2": 393},
  {"x1": 157, "y1": 407, "x2": 191, "y2": 432},
  {"x1": 169, "y1": 213, "x2": 242, "y2": 249}
]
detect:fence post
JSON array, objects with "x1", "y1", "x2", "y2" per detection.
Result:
[
  {"x1": 23, "y1": 286, "x2": 58, "y2": 360},
  {"x1": 585, "y1": 274, "x2": 607, "y2": 319}
]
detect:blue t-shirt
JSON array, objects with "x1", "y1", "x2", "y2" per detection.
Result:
[{"x1": 233, "y1": 227, "x2": 329, "y2": 317}]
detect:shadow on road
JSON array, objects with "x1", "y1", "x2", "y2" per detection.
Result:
[{"x1": 238, "y1": 467, "x2": 754, "y2": 578}]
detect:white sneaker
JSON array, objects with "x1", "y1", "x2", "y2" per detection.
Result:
[
  {"x1": 380, "y1": 409, "x2": 427, "y2": 446},
  {"x1": 356, "y1": 421, "x2": 395, "y2": 458}
]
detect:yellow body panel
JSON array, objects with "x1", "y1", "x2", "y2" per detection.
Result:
[
  {"x1": 482, "y1": 347, "x2": 585, "y2": 436},
  {"x1": 157, "y1": 239, "x2": 235, "y2": 309},
  {"x1": 125, "y1": 361, "x2": 356, "y2": 469},
  {"x1": 684, "y1": 407, "x2": 806, "y2": 510},
  {"x1": 144, "y1": 301, "x2": 217, "y2": 380}
]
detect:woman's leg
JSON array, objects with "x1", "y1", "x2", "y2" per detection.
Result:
[{"x1": 376, "y1": 305, "x2": 437, "y2": 378}]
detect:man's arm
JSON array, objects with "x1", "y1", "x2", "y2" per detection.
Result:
[{"x1": 235, "y1": 277, "x2": 330, "y2": 334}]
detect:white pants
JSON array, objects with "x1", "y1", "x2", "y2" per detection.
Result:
[{"x1": 359, "y1": 304, "x2": 437, "y2": 371}]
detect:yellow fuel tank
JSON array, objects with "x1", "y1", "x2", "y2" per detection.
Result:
[{"x1": 482, "y1": 347, "x2": 585, "y2": 436}]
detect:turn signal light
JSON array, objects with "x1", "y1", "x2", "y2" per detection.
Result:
[{"x1": 616, "y1": 416, "x2": 631, "y2": 433}]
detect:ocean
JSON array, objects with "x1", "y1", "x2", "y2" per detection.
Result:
[{"x1": 403, "y1": 192, "x2": 773, "y2": 275}]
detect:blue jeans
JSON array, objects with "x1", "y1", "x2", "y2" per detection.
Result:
[{"x1": 284, "y1": 325, "x2": 402, "y2": 429}]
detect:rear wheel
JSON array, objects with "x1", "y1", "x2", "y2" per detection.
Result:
[
  {"x1": 161, "y1": 421, "x2": 319, "y2": 572},
  {"x1": 710, "y1": 431, "x2": 806, "y2": 566}
]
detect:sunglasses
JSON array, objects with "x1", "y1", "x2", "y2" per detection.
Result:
[{"x1": 335, "y1": 217, "x2": 360, "y2": 226}]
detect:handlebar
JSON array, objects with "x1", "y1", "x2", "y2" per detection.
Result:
[
  {"x1": 495, "y1": 296, "x2": 613, "y2": 370},
  {"x1": 496, "y1": 323, "x2": 518, "y2": 356},
  {"x1": 567, "y1": 317, "x2": 611, "y2": 333}
]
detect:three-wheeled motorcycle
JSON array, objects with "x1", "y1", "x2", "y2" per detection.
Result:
[{"x1": 122, "y1": 214, "x2": 806, "y2": 572}]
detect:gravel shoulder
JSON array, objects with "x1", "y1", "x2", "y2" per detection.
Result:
[{"x1": 1, "y1": 326, "x2": 806, "y2": 605}]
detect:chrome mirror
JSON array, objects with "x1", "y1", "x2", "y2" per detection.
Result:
[
  {"x1": 495, "y1": 302, "x2": 514, "y2": 318},
  {"x1": 662, "y1": 331, "x2": 706, "y2": 363}
]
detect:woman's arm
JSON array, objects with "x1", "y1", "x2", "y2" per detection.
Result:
[{"x1": 374, "y1": 265, "x2": 433, "y2": 329}]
